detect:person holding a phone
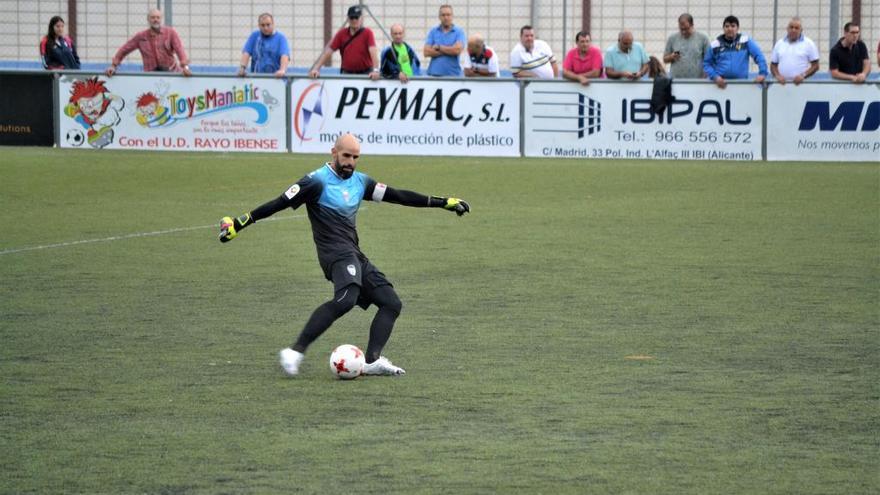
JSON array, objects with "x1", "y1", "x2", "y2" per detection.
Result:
[{"x1": 663, "y1": 13, "x2": 710, "y2": 79}]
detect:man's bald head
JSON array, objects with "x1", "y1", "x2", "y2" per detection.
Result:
[
  {"x1": 148, "y1": 9, "x2": 163, "y2": 30},
  {"x1": 467, "y1": 34, "x2": 485, "y2": 55}
]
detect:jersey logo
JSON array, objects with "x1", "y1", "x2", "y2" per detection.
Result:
[
  {"x1": 347, "y1": 264, "x2": 357, "y2": 276},
  {"x1": 284, "y1": 184, "x2": 300, "y2": 199}
]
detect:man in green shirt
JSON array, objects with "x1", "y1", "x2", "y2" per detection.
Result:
[{"x1": 380, "y1": 24, "x2": 421, "y2": 82}]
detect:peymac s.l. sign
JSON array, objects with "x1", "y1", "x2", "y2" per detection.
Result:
[{"x1": 290, "y1": 78, "x2": 520, "y2": 156}]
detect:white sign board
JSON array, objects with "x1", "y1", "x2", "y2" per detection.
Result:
[
  {"x1": 58, "y1": 75, "x2": 287, "y2": 152},
  {"x1": 767, "y1": 83, "x2": 880, "y2": 161},
  {"x1": 523, "y1": 81, "x2": 763, "y2": 160},
  {"x1": 290, "y1": 78, "x2": 520, "y2": 156}
]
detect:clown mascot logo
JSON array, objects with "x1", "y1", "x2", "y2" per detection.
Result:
[
  {"x1": 135, "y1": 92, "x2": 171, "y2": 128},
  {"x1": 64, "y1": 77, "x2": 124, "y2": 148}
]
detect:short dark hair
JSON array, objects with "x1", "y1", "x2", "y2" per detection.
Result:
[
  {"x1": 723, "y1": 15, "x2": 739, "y2": 27},
  {"x1": 678, "y1": 13, "x2": 694, "y2": 26},
  {"x1": 843, "y1": 22, "x2": 859, "y2": 33},
  {"x1": 520, "y1": 25, "x2": 533, "y2": 36},
  {"x1": 575, "y1": 30, "x2": 590, "y2": 42}
]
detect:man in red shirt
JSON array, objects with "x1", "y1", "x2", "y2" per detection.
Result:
[
  {"x1": 562, "y1": 30, "x2": 603, "y2": 85},
  {"x1": 105, "y1": 9, "x2": 191, "y2": 76},
  {"x1": 309, "y1": 5, "x2": 380, "y2": 80}
]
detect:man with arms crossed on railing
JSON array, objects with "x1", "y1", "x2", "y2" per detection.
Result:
[
  {"x1": 562, "y1": 31, "x2": 603, "y2": 85},
  {"x1": 423, "y1": 4, "x2": 466, "y2": 77}
]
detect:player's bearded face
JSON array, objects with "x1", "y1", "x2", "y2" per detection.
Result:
[{"x1": 333, "y1": 152, "x2": 358, "y2": 179}]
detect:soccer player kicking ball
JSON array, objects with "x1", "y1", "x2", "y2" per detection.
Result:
[{"x1": 219, "y1": 133, "x2": 470, "y2": 376}]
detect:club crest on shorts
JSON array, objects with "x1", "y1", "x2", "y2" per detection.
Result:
[{"x1": 347, "y1": 264, "x2": 357, "y2": 276}]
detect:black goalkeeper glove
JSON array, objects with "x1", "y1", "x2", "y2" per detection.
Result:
[
  {"x1": 442, "y1": 197, "x2": 470, "y2": 216},
  {"x1": 219, "y1": 213, "x2": 253, "y2": 243}
]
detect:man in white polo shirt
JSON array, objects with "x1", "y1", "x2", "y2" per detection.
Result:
[
  {"x1": 510, "y1": 25, "x2": 558, "y2": 79},
  {"x1": 770, "y1": 17, "x2": 819, "y2": 85}
]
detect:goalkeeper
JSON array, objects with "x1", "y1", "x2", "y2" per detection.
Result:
[{"x1": 219, "y1": 133, "x2": 469, "y2": 377}]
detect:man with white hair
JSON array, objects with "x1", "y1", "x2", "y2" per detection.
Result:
[
  {"x1": 106, "y1": 9, "x2": 191, "y2": 76},
  {"x1": 770, "y1": 17, "x2": 819, "y2": 85}
]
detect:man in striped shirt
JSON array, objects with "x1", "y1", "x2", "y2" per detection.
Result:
[{"x1": 510, "y1": 25, "x2": 558, "y2": 79}]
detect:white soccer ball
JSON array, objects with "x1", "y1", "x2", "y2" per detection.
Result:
[
  {"x1": 66, "y1": 128, "x2": 85, "y2": 147},
  {"x1": 329, "y1": 344, "x2": 365, "y2": 380}
]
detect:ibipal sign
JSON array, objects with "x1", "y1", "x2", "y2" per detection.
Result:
[{"x1": 523, "y1": 81, "x2": 763, "y2": 160}]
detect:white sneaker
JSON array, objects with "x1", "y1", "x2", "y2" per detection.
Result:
[
  {"x1": 279, "y1": 348, "x2": 304, "y2": 376},
  {"x1": 362, "y1": 356, "x2": 405, "y2": 376}
]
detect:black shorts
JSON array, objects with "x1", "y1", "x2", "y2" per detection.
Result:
[{"x1": 329, "y1": 257, "x2": 393, "y2": 309}]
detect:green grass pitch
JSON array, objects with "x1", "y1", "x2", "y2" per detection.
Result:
[{"x1": 1, "y1": 147, "x2": 878, "y2": 494}]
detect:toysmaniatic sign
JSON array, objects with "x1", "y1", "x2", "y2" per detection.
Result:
[
  {"x1": 523, "y1": 80, "x2": 763, "y2": 161},
  {"x1": 57, "y1": 74, "x2": 286, "y2": 152},
  {"x1": 290, "y1": 78, "x2": 520, "y2": 156}
]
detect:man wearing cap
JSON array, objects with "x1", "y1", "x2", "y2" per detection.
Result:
[
  {"x1": 423, "y1": 4, "x2": 466, "y2": 76},
  {"x1": 309, "y1": 5, "x2": 380, "y2": 80}
]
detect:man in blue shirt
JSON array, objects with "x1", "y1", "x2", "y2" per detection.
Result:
[
  {"x1": 238, "y1": 13, "x2": 290, "y2": 77},
  {"x1": 423, "y1": 4, "x2": 466, "y2": 76},
  {"x1": 218, "y1": 134, "x2": 470, "y2": 377},
  {"x1": 604, "y1": 31, "x2": 649, "y2": 80},
  {"x1": 703, "y1": 15, "x2": 768, "y2": 88}
]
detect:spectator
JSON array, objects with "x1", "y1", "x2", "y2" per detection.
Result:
[
  {"x1": 703, "y1": 15, "x2": 768, "y2": 89},
  {"x1": 604, "y1": 31, "x2": 649, "y2": 80},
  {"x1": 663, "y1": 13, "x2": 709, "y2": 78},
  {"x1": 105, "y1": 9, "x2": 191, "y2": 76},
  {"x1": 463, "y1": 33, "x2": 499, "y2": 77},
  {"x1": 562, "y1": 30, "x2": 602, "y2": 85},
  {"x1": 380, "y1": 23, "x2": 420, "y2": 82},
  {"x1": 237, "y1": 13, "x2": 290, "y2": 78},
  {"x1": 770, "y1": 17, "x2": 819, "y2": 85},
  {"x1": 510, "y1": 25, "x2": 558, "y2": 79},
  {"x1": 423, "y1": 5, "x2": 466, "y2": 76},
  {"x1": 40, "y1": 15, "x2": 80, "y2": 70},
  {"x1": 829, "y1": 22, "x2": 871, "y2": 83},
  {"x1": 309, "y1": 5, "x2": 380, "y2": 80}
]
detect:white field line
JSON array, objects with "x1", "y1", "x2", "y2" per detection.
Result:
[{"x1": 0, "y1": 213, "x2": 306, "y2": 256}]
